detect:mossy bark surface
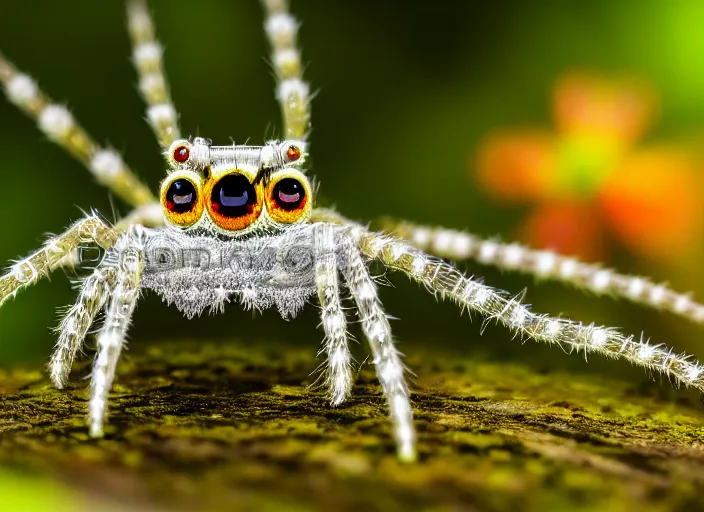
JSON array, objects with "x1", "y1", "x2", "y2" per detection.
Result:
[{"x1": 2, "y1": 338, "x2": 704, "y2": 511}]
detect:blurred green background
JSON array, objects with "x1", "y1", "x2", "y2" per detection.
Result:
[{"x1": 1, "y1": 0, "x2": 704, "y2": 388}]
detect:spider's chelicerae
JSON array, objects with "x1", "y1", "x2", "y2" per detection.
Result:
[{"x1": 2, "y1": 0, "x2": 704, "y2": 463}]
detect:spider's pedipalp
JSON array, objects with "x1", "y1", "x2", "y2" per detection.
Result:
[
  {"x1": 339, "y1": 231, "x2": 416, "y2": 462},
  {"x1": 126, "y1": 0, "x2": 181, "y2": 150},
  {"x1": 0, "y1": 215, "x2": 118, "y2": 310},
  {"x1": 0, "y1": 54, "x2": 154, "y2": 207},
  {"x1": 89, "y1": 226, "x2": 146, "y2": 437},
  {"x1": 356, "y1": 230, "x2": 704, "y2": 394},
  {"x1": 114, "y1": 202, "x2": 165, "y2": 231},
  {"x1": 314, "y1": 223, "x2": 353, "y2": 406},
  {"x1": 261, "y1": 0, "x2": 311, "y2": 141},
  {"x1": 50, "y1": 267, "x2": 115, "y2": 389}
]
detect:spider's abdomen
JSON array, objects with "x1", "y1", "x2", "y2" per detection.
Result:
[{"x1": 140, "y1": 226, "x2": 320, "y2": 318}]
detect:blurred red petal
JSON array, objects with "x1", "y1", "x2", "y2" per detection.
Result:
[
  {"x1": 553, "y1": 71, "x2": 658, "y2": 147},
  {"x1": 518, "y1": 201, "x2": 605, "y2": 261},
  {"x1": 475, "y1": 130, "x2": 557, "y2": 203},
  {"x1": 599, "y1": 146, "x2": 704, "y2": 261}
]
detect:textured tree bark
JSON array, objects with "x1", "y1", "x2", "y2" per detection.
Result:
[{"x1": 2, "y1": 338, "x2": 704, "y2": 511}]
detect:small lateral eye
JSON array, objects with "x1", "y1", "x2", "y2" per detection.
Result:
[
  {"x1": 265, "y1": 172, "x2": 311, "y2": 224},
  {"x1": 286, "y1": 145, "x2": 301, "y2": 162},
  {"x1": 161, "y1": 174, "x2": 203, "y2": 227},
  {"x1": 173, "y1": 144, "x2": 190, "y2": 163},
  {"x1": 168, "y1": 139, "x2": 192, "y2": 166}
]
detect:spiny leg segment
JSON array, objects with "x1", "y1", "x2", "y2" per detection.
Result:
[
  {"x1": 352, "y1": 228, "x2": 704, "y2": 393},
  {"x1": 314, "y1": 224, "x2": 353, "y2": 406},
  {"x1": 383, "y1": 220, "x2": 704, "y2": 325},
  {"x1": 0, "y1": 215, "x2": 118, "y2": 309},
  {"x1": 126, "y1": 0, "x2": 181, "y2": 150},
  {"x1": 0, "y1": 54, "x2": 154, "y2": 207},
  {"x1": 50, "y1": 268, "x2": 115, "y2": 389},
  {"x1": 261, "y1": 0, "x2": 311, "y2": 141},
  {"x1": 89, "y1": 227, "x2": 145, "y2": 437},
  {"x1": 310, "y1": 208, "x2": 704, "y2": 327},
  {"x1": 339, "y1": 231, "x2": 416, "y2": 462}
]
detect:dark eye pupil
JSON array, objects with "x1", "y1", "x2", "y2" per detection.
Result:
[
  {"x1": 273, "y1": 178, "x2": 305, "y2": 211},
  {"x1": 211, "y1": 174, "x2": 257, "y2": 217},
  {"x1": 165, "y1": 179, "x2": 197, "y2": 213}
]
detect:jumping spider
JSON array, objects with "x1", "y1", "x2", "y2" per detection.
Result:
[{"x1": 1, "y1": 0, "x2": 704, "y2": 462}]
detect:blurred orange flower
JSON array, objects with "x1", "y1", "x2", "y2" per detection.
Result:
[{"x1": 475, "y1": 71, "x2": 704, "y2": 263}]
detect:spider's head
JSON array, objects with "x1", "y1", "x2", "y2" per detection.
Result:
[{"x1": 160, "y1": 138, "x2": 312, "y2": 236}]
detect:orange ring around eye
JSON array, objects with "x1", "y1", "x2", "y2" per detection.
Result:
[
  {"x1": 204, "y1": 170, "x2": 264, "y2": 231},
  {"x1": 160, "y1": 171, "x2": 204, "y2": 228},
  {"x1": 265, "y1": 170, "x2": 312, "y2": 224}
]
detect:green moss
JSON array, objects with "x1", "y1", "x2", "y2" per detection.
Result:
[{"x1": 1, "y1": 338, "x2": 704, "y2": 512}]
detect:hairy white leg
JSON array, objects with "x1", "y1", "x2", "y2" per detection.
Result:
[
  {"x1": 114, "y1": 201, "x2": 164, "y2": 231},
  {"x1": 339, "y1": 231, "x2": 415, "y2": 462},
  {"x1": 50, "y1": 268, "x2": 116, "y2": 389},
  {"x1": 0, "y1": 54, "x2": 154, "y2": 207},
  {"x1": 261, "y1": 0, "x2": 311, "y2": 140},
  {"x1": 384, "y1": 221, "x2": 704, "y2": 325},
  {"x1": 89, "y1": 227, "x2": 145, "y2": 438},
  {"x1": 354, "y1": 230, "x2": 704, "y2": 393},
  {"x1": 0, "y1": 215, "x2": 118, "y2": 309},
  {"x1": 47, "y1": 203, "x2": 162, "y2": 278},
  {"x1": 314, "y1": 224, "x2": 353, "y2": 405},
  {"x1": 126, "y1": 0, "x2": 181, "y2": 150},
  {"x1": 311, "y1": 209, "x2": 704, "y2": 327},
  {"x1": 310, "y1": 207, "x2": 355, "y2": 226}
]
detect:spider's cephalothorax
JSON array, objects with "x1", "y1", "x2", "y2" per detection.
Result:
[
  {"x1": 147, "y1": 136, "x2": 318, "y2": 319},
  {"x1": 2, "y1": 0, "x2": 704, "y2": 462}
]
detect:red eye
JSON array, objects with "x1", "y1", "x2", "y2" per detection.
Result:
[
  {"x1": 286, "y1": 145, "x2": 301, "y2": 162},
  {"x1": 173, "y1": 144, "x2": 190, "y2": 163}
]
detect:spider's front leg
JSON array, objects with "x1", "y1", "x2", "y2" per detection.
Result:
[
  {"x1": 88, "y1": 226, "x2": 146, "y2": 437},
  {"x1": 314, "y1": 224, "x2": 353, "y2": 405},
  {"x1": 336, "y1": 229, "x2": 416, "y2": 462},
  {"x1": 261, "y1": 0, "x2": 310, "y2": 141},
  {"x1": 50, "y1": 266, "x2": 115, "y2": 389},
  {"x1": 0, "y1": 215, "x2": 118, "y2": 309}
]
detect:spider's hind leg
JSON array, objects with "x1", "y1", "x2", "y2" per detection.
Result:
[
  {"x1": 261, "y1": 0, "x2": 311, "y2": 141},
  {"x1": 0, "y1": 54, "x2": 154, "y2": 207},
  {"x1": 126, "y1": 0, "x2": 181, "y2": 150}
]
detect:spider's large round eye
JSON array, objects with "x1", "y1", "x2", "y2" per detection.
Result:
[
  {"x1": 160, "y1": 174, "x2": 204, "y2": 227},
  {"x1": 265, "y1": 172, "x2": 311, "y2": 224},
  {"x1": 205, "y1": 172, "x2": 263, "y2": 231}
]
